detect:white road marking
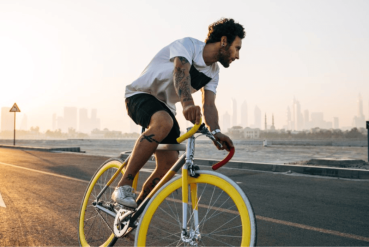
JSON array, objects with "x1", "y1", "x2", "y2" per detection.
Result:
[
  {"x1": 0, "y1": 191, "x2": 6, "y2": 208},
  {"x1": 1, "y1": 161, "x2": 368, "y2": 242},
  {"x1": 0, "y1": 161, "x2": 155, "y2": 185}
]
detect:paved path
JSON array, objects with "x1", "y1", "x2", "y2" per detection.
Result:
[{"x1": 0, "y1": 148, "x2": 368, "y2": 246}]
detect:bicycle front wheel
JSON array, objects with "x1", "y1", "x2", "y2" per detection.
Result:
[
  {"x1": 78, "y1": 158, "x2": 133, "y2": 247},
  {"x1": 135, "y1": 170, "x2": 257, "y2": 246}
]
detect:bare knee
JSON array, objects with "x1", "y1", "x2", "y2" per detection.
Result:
[{"x1": 148, "y1": 111, "x2": 173, "y2": 140}]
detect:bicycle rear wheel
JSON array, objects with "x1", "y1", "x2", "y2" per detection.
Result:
[
  {"x1": 135, "y1": 170, "x2": 257, "y2": 246},
  {"x1": 78, "y1": 158, "x2": 135, "y2": 247}
]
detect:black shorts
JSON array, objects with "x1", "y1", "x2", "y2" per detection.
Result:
[{"x1": 125, "y1": 93, "x2": 180, "y2": 144}]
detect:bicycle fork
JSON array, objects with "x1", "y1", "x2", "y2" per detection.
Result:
[{"x1": 181, "y1": 134, "x2": 201, "y2": 245}]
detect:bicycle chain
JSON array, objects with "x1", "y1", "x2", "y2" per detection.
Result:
[{"x1": 94, "y1": 207, "x2": 115, "y2": 233}]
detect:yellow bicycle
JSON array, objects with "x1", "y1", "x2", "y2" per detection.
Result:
[{"x1": 78, "y1": 118, "x2": 257, "y2": 246}]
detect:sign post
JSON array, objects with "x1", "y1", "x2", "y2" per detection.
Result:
[
  {"x1": 367, "y1": 121, "x2": 369, "y2": 162},
  {"x1": 9, "y1": 103, "x2": 21, "y2": 146}
]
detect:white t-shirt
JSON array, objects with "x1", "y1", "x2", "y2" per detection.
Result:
[{"x1": 125, "y1": 37, "x2": 219, "y2": 115}]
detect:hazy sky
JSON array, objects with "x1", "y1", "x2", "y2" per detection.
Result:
[{"x1": 1, "y1": 0, "x2": 368, "y2": 132}]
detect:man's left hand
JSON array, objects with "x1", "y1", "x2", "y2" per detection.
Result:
[{"x1": 212, "y1": 133, "x2": 234, "y2": 151}]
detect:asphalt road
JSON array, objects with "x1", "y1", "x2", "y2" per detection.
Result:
[{"x1": 0, "y1": 148, "x2": 368, "y2": 246}]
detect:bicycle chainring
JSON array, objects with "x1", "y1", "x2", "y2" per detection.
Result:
[{"x1": 113, "y1": 208, "x2": 133, "y2": 237}]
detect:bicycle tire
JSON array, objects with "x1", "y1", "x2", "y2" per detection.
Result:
[
  {"x1": 78, "y1": 158, "x2": 134, "y2": 247},
  {"x1": 135, "y1": 170, "x2": 257, "y2": 246}
]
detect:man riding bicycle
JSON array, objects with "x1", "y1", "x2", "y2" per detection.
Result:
[{"x1": 112, "y1": 18, "x2": 245, "y2": 209}]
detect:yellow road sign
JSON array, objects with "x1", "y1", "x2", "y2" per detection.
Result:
[{"x1": 9, "y1": 103, "x2": 21, "y2": 113}]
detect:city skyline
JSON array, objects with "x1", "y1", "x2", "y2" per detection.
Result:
[
  {"x1": 1, "y1": 94, "x2": 368, "y2": 133},
  {"x1": 1, "y1": 1, "x2": 369, "y2": 133}
]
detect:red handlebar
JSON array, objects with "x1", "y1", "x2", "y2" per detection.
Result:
[{"x1": 211, "y1": 147, "x2": 235, "y2": 170}]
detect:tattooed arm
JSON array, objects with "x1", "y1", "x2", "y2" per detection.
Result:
[
  {"x1": 173, "y1": 56, "x2": 201, "y2": 124},
  {"x1": 202, "y1": 88, "x2": 234, "y2": 151}
]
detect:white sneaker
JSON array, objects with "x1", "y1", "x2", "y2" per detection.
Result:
[{"x1": 111, "y1": 185, "x2": 137, "y2": 208}]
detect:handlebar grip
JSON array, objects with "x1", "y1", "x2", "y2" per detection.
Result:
[
  {"x1": 212, "y1": 147, "x2": 235, "y2": 170},
  {"x1": 176, "y1": 117, "x2": 202, "y2": 143}
]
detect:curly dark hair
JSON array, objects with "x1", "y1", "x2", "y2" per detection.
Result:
[{"x1": 205, "y1": 18, "x2": 245, "y2": 45}]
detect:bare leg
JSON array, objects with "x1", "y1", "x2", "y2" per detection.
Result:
[
  {"x1": 117, "y1": 111, "x2": 173, "y2": 187},
  {"x1": 136, "y1": 150, "x2": 179, "y2": 205}
]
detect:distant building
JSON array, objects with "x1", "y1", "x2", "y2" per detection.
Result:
[
  {"x1": 90, "y1": 109, "x2": 101, "y2": 131},
  {"x1": 231, "y1": 99, "x2": 237, "y2": 127},
  {"x1": 64, "y1": 107, "x2": 77, "y2": 131},
  {"x1": 286, "y1": 107, "x2": 292, "y2": 130},
  {"x1": 222, "y1": 111, "x2": 231, "y2": 132},
  {"x1": 1, "y1": 107, "x2": 13, "y2": 132},
  {"x1": 54, "y1": 107, "x2": 100, "y2": 133},
  {"x1": 241, "y1": 101, "x2": 248, "y2": 128},
  {"x1": 311, "y1": 112, "x2": 334, "y2": 129},
  {"x1": 311, "y1": 112, "x2": 324, "y2": 128},
  {"x1": 270, "y1": 114, "x2": 276, "y2": 131},
  {"x1": 292, "y1": 98, "x2": 303, "y2": 130},
  {"x1": 228, "y1": 126, "x2": 244, "y2": 138},
  {"x1": 333, "y1": 117, "x2": 339, "y2": 129},
  {"x1": 244, "y1": 127, "x2": 260, "y2": 139},
  {"x1": 254, "y1": 106, "x2": 261, "y2": 129},
  {"x1": 91, "y1": 128, "x2": 122, "y2": 139},
  {"x1": 352, "y1": 94, "x2": 365, "y2": 128}
]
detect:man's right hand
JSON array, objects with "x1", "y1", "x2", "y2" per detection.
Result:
[{"x1": 183, "y1": 105, "x2": 202, "y2": 125}]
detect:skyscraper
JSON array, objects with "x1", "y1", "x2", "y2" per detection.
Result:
[
  {"x1": 231, "y1": 99, "x2": 237, "y2": 127},
  {"x1": 64, "y1": 107, "x2": 77, "y2": 131},
  {"x1": 254, "y1": 106, "x2": 261, "y2": 129},
  {"x1": 333, "y1": 117, "x2": 339, "y2": 129},
  {"x1": 311, "y1": 112, "x2": 324, "y2": 128},
  {"x1": 270, "y1": 114, "x2": 276, "y2": 131},
  {"x1": 90, "y1": 109, "x2": 101, "y2": 131},
  {"x1": 292, "y1": 98, "x2": 303, "y2": 130},
  {"x1": 353, "y1": 94, "x2": 366, "y2": 128},
  {"x1": 286, "y1": 107, "x2": 292, "y2": 130},
  {"x1": 222, "y1": 111, "x2": 231, "y2": 132},
  {"x1": 241, "y1": 101, "x2": 248, "y2": 127}
]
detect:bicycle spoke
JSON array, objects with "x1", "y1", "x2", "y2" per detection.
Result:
[
  {"x1": 203, "y1": 214, "x2": 240, "y2": 237},
  {"x1": 199, "y1": 184, "x2": 217, "y2": 232},
  {"x1": 203, "y1": 224, "x2": 242, "y2": 235},
  {"x1": 140, "y1": 174, "x2": 255, "y2": 247},
  {"x1": 84, "y1": 213, "x2": 99, "y2": 222},
  {"x1": 164, "y1": 194, "x2": 181, "y2": 228},
  {"x1": 198, "y1": 197, "x2": 234, "y2": 229},
  {"x1": 203, "y1": 203, "x2": 237, "y2": 222},
  {"x1": 159, "y1": 204, "x2": 182, "y2": 223}
]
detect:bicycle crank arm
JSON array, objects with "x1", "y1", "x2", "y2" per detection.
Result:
[{"x1": 95, "y1": 204, "x2": 116, "y2": 218}]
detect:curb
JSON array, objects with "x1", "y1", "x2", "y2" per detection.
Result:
[
  {"x1": 193, "y1": 159, "x2": 369, "y2": 179},
  {"x1": 119, "y1": 153, "x2": 369, "y2": 179},
  {"x1": 0, "y1": 145, "x2": 83, "y2": 153}
]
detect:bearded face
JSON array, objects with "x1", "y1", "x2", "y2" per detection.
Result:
[{"x1": 218, "y1": 45, "x2": 231, "y2": 68}]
